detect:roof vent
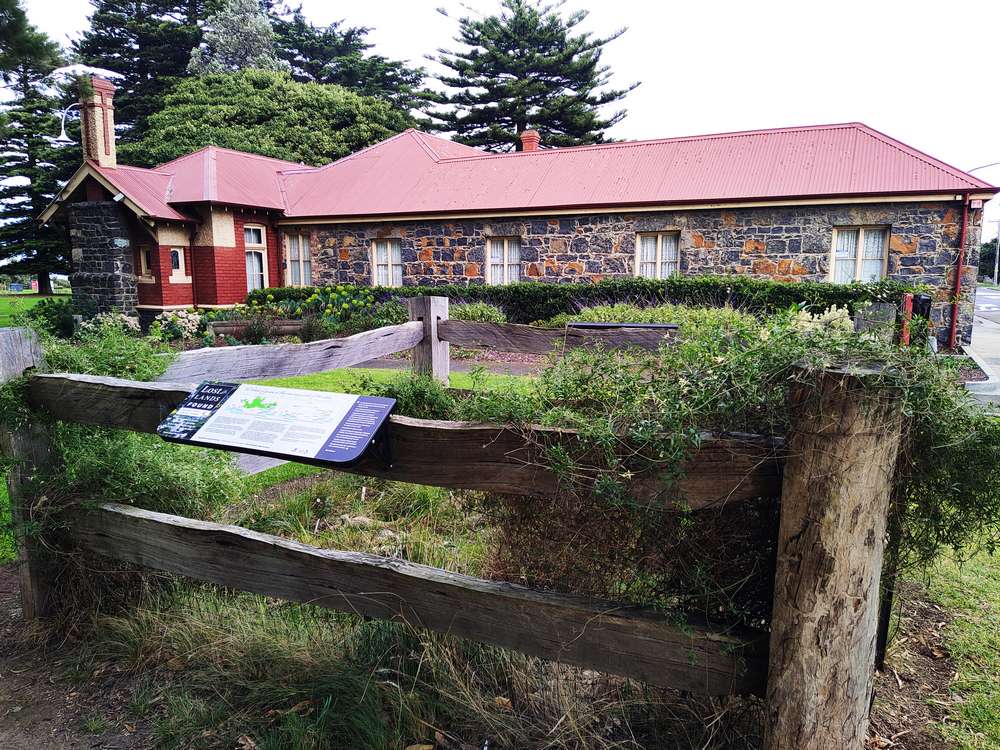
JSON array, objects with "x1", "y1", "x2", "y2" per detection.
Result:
[{"x1": 519, "y1": 129, "x2": 541, "y2": 152}]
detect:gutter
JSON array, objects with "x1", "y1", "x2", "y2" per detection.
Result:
[{"x1": 947, "y1": 193, "x2": 971, "y2": 350}]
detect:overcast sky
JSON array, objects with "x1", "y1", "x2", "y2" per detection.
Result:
[{"x1": 21, "y1": 0, "x2": 1000, "y2": 239}]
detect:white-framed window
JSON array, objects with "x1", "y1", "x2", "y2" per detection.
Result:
[
  {"x1": 635, "y1": 232, "x2": 680, "y2": 279},
  {"x1": 168, "y1": 247, "x2": 190, "y2": 283},
  {"x1": 285, "y1": 232, "x2": 312, "y2": 287},
  {"x1": 244, "y1": 224, "x2": 268, "y2": 292},
  {"x1": 830, "y1": 226, "x2": 889, "y2": 283},
  {"x1": 137, "y1": 246, "x2": 155, "y2": 282},
  {"x1": 486, "y1": 237, "x2": 521, "y2": 285},
  {"x1": 371, "y1": 238, "x2": 403, "y2": 287}
]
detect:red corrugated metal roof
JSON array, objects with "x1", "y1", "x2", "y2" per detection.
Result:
[
  {"x1": 280, "y1": 124, "x2": 996, "y2": 218},
  {"x1": 90, "y1": 163, "x2": 190, "y2": 222},
  {"x1": 87, "y1": 123, "x2": 997, "y2": 223},
  {"x1": 158, "y1": 145, "x2": 298, "y2": 209}
]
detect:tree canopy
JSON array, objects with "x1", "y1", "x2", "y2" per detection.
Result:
[
  {"x1": 121, "y1": 69, "x2": 413, "y2": 167},
  {"x1": 73, "y1": 0, "x2": 208, "y2": 141},
  {"x1": 0, "y1": 0, "x2": 78, "y2": 293},
  {"x1": 188, "y1": 0, "x2": 290, "y2": 75},
  {"x1": 432, "y1": 0, "x2": 638, "y2": 151},
  {"x1": 271, "y1": 9, "x2": 432, "y2": 114}
]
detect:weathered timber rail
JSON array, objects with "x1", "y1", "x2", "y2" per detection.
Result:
[
  {"x1": 1, "y1": 298, "x2": 904, "y2": 747},
  {"x1": 69, "y1": 502, "x2": 766, "y2": 695},
  {"x1": 27, "y1": 373, "x2": 780, "y2": 507}
]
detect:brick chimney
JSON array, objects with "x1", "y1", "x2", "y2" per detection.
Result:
[
  {"x1": 519, "y1": 129, "x2": 541, "y2": 152},
  {"x1": 80, "y1": 76, "x2": 117, "y2": 169}
]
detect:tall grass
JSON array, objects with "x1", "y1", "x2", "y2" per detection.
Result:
[{"x1": 0, "y1": 476, "x2": 13, "y2": 564}]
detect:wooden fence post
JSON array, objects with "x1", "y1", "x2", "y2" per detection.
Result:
[
  {"x1": 407, "y1": 296, "x2": 449, "y2": 384},
  {"x1": 0, "y1": 328, "x2": 53, "y2": 621},
  {"x1": 764, "y1": 367, "x2": 902, "y2": 750}
]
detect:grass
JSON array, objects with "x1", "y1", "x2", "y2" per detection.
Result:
[
  {"x1": 0, "y1": 292, "x2": 69, "y2": 327},
  {"x1": 0, "y1": 479, "x2": 12, "y2": 564},
  {"x1": 923, "y1": 550, "x2": 1000, "y2": 748},
  {"x1": 259, "y1": 366, "x2": 532, "y2": 393}
]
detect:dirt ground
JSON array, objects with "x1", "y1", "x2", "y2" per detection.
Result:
[
  {"x1": 0, "y1": 565, "x2": 153, "y2": 750},
  {"x1": 0, "y1": 563, "x2": 960, "y2": 750}
]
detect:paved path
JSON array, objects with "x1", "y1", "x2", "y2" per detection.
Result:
[{"x1": 965, "y1": 286, "x2": 1000, "y2": 406}]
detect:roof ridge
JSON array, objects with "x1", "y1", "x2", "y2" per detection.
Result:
[
  {"x1": 157, "y1": 144, "x2": 305, "y2": 171},
  {"x1": 435, "y1": 122, "x2": 870, "y2": 163},
  {"x1": 307, "y1": 129, "x2": 421, "y2": 173},
  {"x1": 851, "y1": 123, "x2": 994, "y2": 190}
]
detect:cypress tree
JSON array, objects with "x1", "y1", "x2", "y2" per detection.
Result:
[
  {"x1": 187, "y1": 0, "x2": 289, "y2": 74},
  {"x1": 73, "y1": 0, "x2": 207, "y2": 140},
  {"x1": 0, "y1": 0, "x2": 77, "y2": 294},
  {"x1": 433, "y1": 0, "x2": 638, "y2": 151}
]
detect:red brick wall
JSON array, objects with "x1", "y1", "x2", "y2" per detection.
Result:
[
  {"x1": 140, "y1": 211, "x2": 282, "y2": 308},
  {"x1": 234, "y1": 211, "x2": 282, "y2": 298},
  {"x1": 158, "y1": 245, "x2": 194, "y2": 306},
  {"x1": 191, "y1": 246, "x2": 218, "y2": 303},
  {"x1": 134, "y1": 245, "x2": 195, "y2": 307}
]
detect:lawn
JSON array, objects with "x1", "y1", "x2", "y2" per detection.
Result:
[
  {"x1": 924, "y1": 550, "x2": 1000, "y2": 747},
  {"x1": 0, "y1": 292, "x2": 68, "y2": 327}
]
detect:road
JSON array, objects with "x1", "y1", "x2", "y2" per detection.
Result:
[{"x1": 974, "y1": 285, "x2": 1000, "y2": 325}]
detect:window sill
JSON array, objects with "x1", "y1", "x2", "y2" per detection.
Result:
[
  {"x1": 137, "y1": 275, "x2": 156, "y2": 284},
  {"x1": 168, "y1": 274, "x2": 192, "y2": 284}
]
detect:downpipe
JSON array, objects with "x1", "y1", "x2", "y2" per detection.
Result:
[{"x1": 947, "y1": 193, "x2": 971, "y2": 351}]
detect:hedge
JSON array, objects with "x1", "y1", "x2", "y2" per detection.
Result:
[{"x1": 246, "y1": 276, "x2": 926, "y2": 325}]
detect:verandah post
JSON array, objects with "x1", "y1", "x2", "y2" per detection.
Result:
[
  {"x1": 407, "y1": 295, "x2": 449, "y2": 384},
  {"x1": 0, "y1": 328, "x2": 53, "y2": 621},
  {"x1": 764, "y1": 367, "x2": 902, "y2": 750}
]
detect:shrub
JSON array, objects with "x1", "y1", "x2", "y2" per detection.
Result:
[
  {"x1": 78, "y1": 311, "x2": 141, "y2": 336},
  {"x1": 55, "y1": 426, "x2": 243, "y2": 518},
  {"x1": 541, "y1": 302, "x2": 759, "y2": 339},
  {"x1": 44, "y1": 318, "x2": 170, "y2": 381},
  {"x1": 247, "y1": 275, "x2": 923, "y2": 325},
  {"x1": 450, "y1": 301, "x2": 507, "y2": 324},
  {"x1": 331, "y1": 300, "x2": 408, "y2": 336},
  {"x1": 297, "y1": 315, "x2": 334, "y2": 343},
  {"x1": 16, "y1": 297, "x2": 78, "y2": 338},
  {"x1": 150, "y1": 309, "x2": 202, "y2": 341}
]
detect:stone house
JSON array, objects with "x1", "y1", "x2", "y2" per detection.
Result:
[{"x1": 42, "y1": 76, "x2": 997, "y2": 344}]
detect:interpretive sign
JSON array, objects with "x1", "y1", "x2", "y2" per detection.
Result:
[{"x1": 157, "y1": 382, "x2": 395, "y2": 465}]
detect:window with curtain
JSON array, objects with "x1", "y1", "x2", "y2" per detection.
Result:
[
  {"x1": 244, "y1": 225, "x2": 267, "y2": 292},
  {"x1": 487, "y1": 237, "x2": 521, "y2": 285},
  {"x1": 372, "y1": 239, "x2": 403, "y2": 287},
  {"x1": 635, "y1": 233, "x2": 679, "y2": 279},
  {"x1": 832, "y1": 227, "x2": 889, "y2": 283},
  {"x1": 285, "y1": 232, "x2": 312, "y2": 286}
]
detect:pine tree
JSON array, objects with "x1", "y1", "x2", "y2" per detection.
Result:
[
  {"x1": 0, "y1": 2, "x2": 77, "y2": 294},
  {"x1": 73, "y1": 0, "x2": 207, "y2": 141},
  {"x1": 188, "y1": 0, "x2": 289, "y2": 74},
  {"x1": 270, "y1": 9, "x2": 432, "y2": 113},
  {"x1": 433, "y1": 0, "x2": 638, "y2": 151}
]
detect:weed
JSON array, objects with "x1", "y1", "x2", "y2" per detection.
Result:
[{"x1": 81, "y1": 714, "x2": 112, "y2": 734}]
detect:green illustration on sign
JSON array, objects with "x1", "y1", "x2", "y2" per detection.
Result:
[{"x1": 241, "y1": 396, "x2": 277, "y2": 411}]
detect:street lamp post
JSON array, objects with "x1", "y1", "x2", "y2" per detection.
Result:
[
  {"x1": 967, "y1": 163, "x2": 1000, "y2": 285},
  {"x1": 54, "y1": 102, "x2": 80, "y2": 144}
]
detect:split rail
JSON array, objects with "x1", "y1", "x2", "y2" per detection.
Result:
[{"x1": 0, "y1": 297, "x2": 903, "y2": 749}]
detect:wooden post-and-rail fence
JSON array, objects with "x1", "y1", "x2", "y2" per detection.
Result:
[{"x1": 0, "y1": 297, "x2": 904, "y2": 749}]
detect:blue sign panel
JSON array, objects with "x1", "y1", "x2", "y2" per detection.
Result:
[{"x1": 157, "y1": 381, "x2": 395, "y2": 465}]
